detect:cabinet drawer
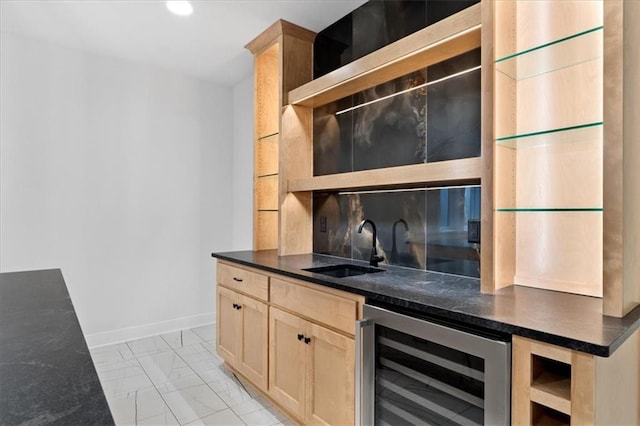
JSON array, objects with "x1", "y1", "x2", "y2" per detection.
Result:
[
  {"x1": 217, "y1": 262, "x2": 269, "y2": 301},
  {"x1": 270, "y1": 278, "x2": 357, "y2": 335}
]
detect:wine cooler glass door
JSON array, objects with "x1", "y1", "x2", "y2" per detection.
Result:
[{"x1": 359, "y1": 305, "x2": 511, "y2": 425}]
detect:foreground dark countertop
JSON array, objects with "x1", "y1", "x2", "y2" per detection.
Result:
[
  {"x1": 0, "y1": 269, "x2": 114, "y2": 425},
  {"x1": 212, "y1": 250, "x2": 640, "y2": 357}
]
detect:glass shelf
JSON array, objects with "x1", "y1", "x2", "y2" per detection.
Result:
[
  {"x1": 257, "y1": 132, "x2": 278, "y2": 141},
  {"x1": 495, "y1": 122, "x2": 602, "y2": 149},
  {"x1": 495, "y1": 26, "x2": 603, "y2": 80},
  {"x1": 496, "y1": 208, "x2": 602, "y2": 212}
]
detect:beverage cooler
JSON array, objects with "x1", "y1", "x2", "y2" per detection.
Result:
[{"x1": 357, "y1": 305, "x2": 511, "y2": 425}]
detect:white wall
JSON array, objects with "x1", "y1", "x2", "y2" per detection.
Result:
[
  {"x1": 0, "y1": 34, "x2": 235, "y2": 346},
  {"x1": 231, "y1": 77, "x2": 254, "y2": 251}
]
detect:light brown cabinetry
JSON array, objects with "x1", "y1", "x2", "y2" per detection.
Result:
[
  {"x1": 216, "y1": 265, "x2": 269, "y2": 391},
  {"x1": 268, "y1": 305, "x2": 356, "y2": 426},
  {"x1": 269, "y1": 278, "x2": 363, "y2": 425},
  {"x1": 216, "y1": 260, "x2": 364, "y2": 424},
  {"x1": 216, "y1": 286, "x2": 239, "y2": 365},
  {"x1": 269, "y1": 307, "x2": 307, "y2": 419},
  {"x1": 270, "y1": 277, "x2": 358, "y2": 335},
  {"x1": 268, "y1": 275, "x2": 361, "y2": 425},
  {"x1": 512, "y1": 332, "x2": 640, "y2": 425},
  {"x1": 305, "y1": 321, "x2": 355, "y2": 426}
]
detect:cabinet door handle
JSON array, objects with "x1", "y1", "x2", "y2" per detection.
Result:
[
  {"x1": 297, "y1": 333, "x2": 304, "y2": 341},
  {"x1": 233, "y1": 277, "x2": 243, "y2": 282},
  {"x1": 304, "y1": 337, "x2": 311, "y2": 344},
  {"x1": 237, "y1": 305, "x2": 242, "y2": 310},
  {"x1": 232, "y1": 303, "x2": 238, "y2": 309}
]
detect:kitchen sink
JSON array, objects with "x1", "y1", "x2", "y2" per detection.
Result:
[{"x1": 303, "y1": 264, "x2": 384, "y2": 278}]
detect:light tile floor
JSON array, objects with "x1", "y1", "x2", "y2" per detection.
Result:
[{"x1": 91, "y1": 325, "x2": 292, "y2": 426}]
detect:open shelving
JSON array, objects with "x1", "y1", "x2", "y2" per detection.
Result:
[
  {"x1": 251, "y1": 0, "x2": 638, "y2": 312},
  {"x1": 512, "y1": 332, "x2": 640, "y2": 425},
  {"x1": 493, "y1": 0, "x2": 604, "y2": 296},
  {"x1": 287, "y1": 158, "x2": 481, "y2": 193},
  {"x1": 279, "y1": 2, "x2": 492, "y2": 264},
  {"x1": 288, "y1": 4, "x2": 481, "y2": 107},
  {"x1": 495, "y1": 122, "x2": 602, "y2": 150}
]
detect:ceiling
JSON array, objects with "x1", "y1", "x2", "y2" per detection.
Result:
[{"x1": 0, "y1": 0, "x2": 366, "y2": 86}]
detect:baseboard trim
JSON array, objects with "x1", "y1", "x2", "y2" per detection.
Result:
[{"x1": 85, "y1": 312, "x2": 215, "y2": 349}]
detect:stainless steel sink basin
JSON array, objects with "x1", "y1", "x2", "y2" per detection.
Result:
[{"x1": 303, "y1": 264, "x2": 384, "y2": 278}]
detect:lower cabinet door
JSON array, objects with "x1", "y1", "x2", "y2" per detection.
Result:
[
  {"x1": 269, "y1": 307, "x2": 307, "y2": 420},
  {"x1": 216, "y1": 286, "x2": 240, "y2": 365},
  {"x1": 305, "y1": 322, "x2": 355, "y2": 426},
  {"x1": 238, "y1": 294, "x2": 268, "y2": 390}
]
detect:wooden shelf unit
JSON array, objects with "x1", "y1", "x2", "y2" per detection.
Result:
[
  {"x1": 492, "y1": 0, "x2": 640, "y2": 314},
  {"x1": 512, "y1": 333, "x2": 640, "y2": 425},
  {"x1": 246, "y1": 20, "x2": 315, "y2": 251},
  {"x1": 279, "y1": 2, "x2": 492, "y2": 265},
  {"x1": 251, "y1": 1, "x2": 639, "y2": 309},
  {"x1": 493, "y1": 0, "x2": 604, "y2": 297},
  {"x1": 287, "y1": 158, "x2": 481, "y2": 193}
]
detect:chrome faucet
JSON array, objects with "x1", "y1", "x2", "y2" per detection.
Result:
[
  {"x1": 391, "y1": 218, "x2": 409, "y2": 263},
  {"x1": 358, "y1": 219, "x2": 384, "y2": 267}
]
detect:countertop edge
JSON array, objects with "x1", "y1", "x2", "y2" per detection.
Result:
[{"x1": 211, "y1": 251, "x2": 640, "y2": 358}]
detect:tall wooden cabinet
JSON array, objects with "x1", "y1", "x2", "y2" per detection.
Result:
[{"x1": 245, "y1": 20, "x2": 315, "y2": 251}]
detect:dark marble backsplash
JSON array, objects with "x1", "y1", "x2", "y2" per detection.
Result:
[
  {"x1": 314, "y1": 0, "x2": 480, "y2": 78},
  {"x1": 313, "y1": 186, "x2": 481, "y2": 278},
  {"x1": 313, "y1": 49, "x2": 481, "y2": 176}
]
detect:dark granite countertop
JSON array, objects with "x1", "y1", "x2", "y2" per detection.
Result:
[
  {"x1": 212, "y1": 250, "x2": 640, "y2": 357},
  {"x1": 0, "y1": 269, "x2": 114, "y2": 425}
]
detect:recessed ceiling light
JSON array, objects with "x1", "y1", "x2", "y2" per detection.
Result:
[{"x1": 166, "y1": 1, "x2": 193, "y2": 16}]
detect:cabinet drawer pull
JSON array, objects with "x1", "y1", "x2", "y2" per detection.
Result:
[
  {"x1": 236, "y1": 304, "x2": 242, "y2": 310},
  {"x1": 304, "y1": 337, "x2": 311, "y2": 344},
  {"x1": 297, "y1": 333, "x2": 304, "y2": 341},
  {"x1": 233, "y1": 277, "x2": 243, "y2": 282}
]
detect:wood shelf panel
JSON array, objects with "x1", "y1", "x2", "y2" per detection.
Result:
[
  {"x1": 530, "y1": 373, "x2": 571, "y2": 415},
  {"x1": 288, "y1": 3, "x2": 481, "y2": 108},
  {"x1": 288, "y1": 157, "x2": 481, "y2": 193}
]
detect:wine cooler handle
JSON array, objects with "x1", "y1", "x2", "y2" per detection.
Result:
[{"x1": 355, "y1": 319, "x2": 373, "y2": 426}]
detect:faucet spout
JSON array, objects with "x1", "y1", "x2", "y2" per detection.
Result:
[
  {"x1": 358, "y1": 219, "x2": 384, "y2": 267},
  {"x1": 391, "y1": 219, "x2": 409, "y2": 262}
]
